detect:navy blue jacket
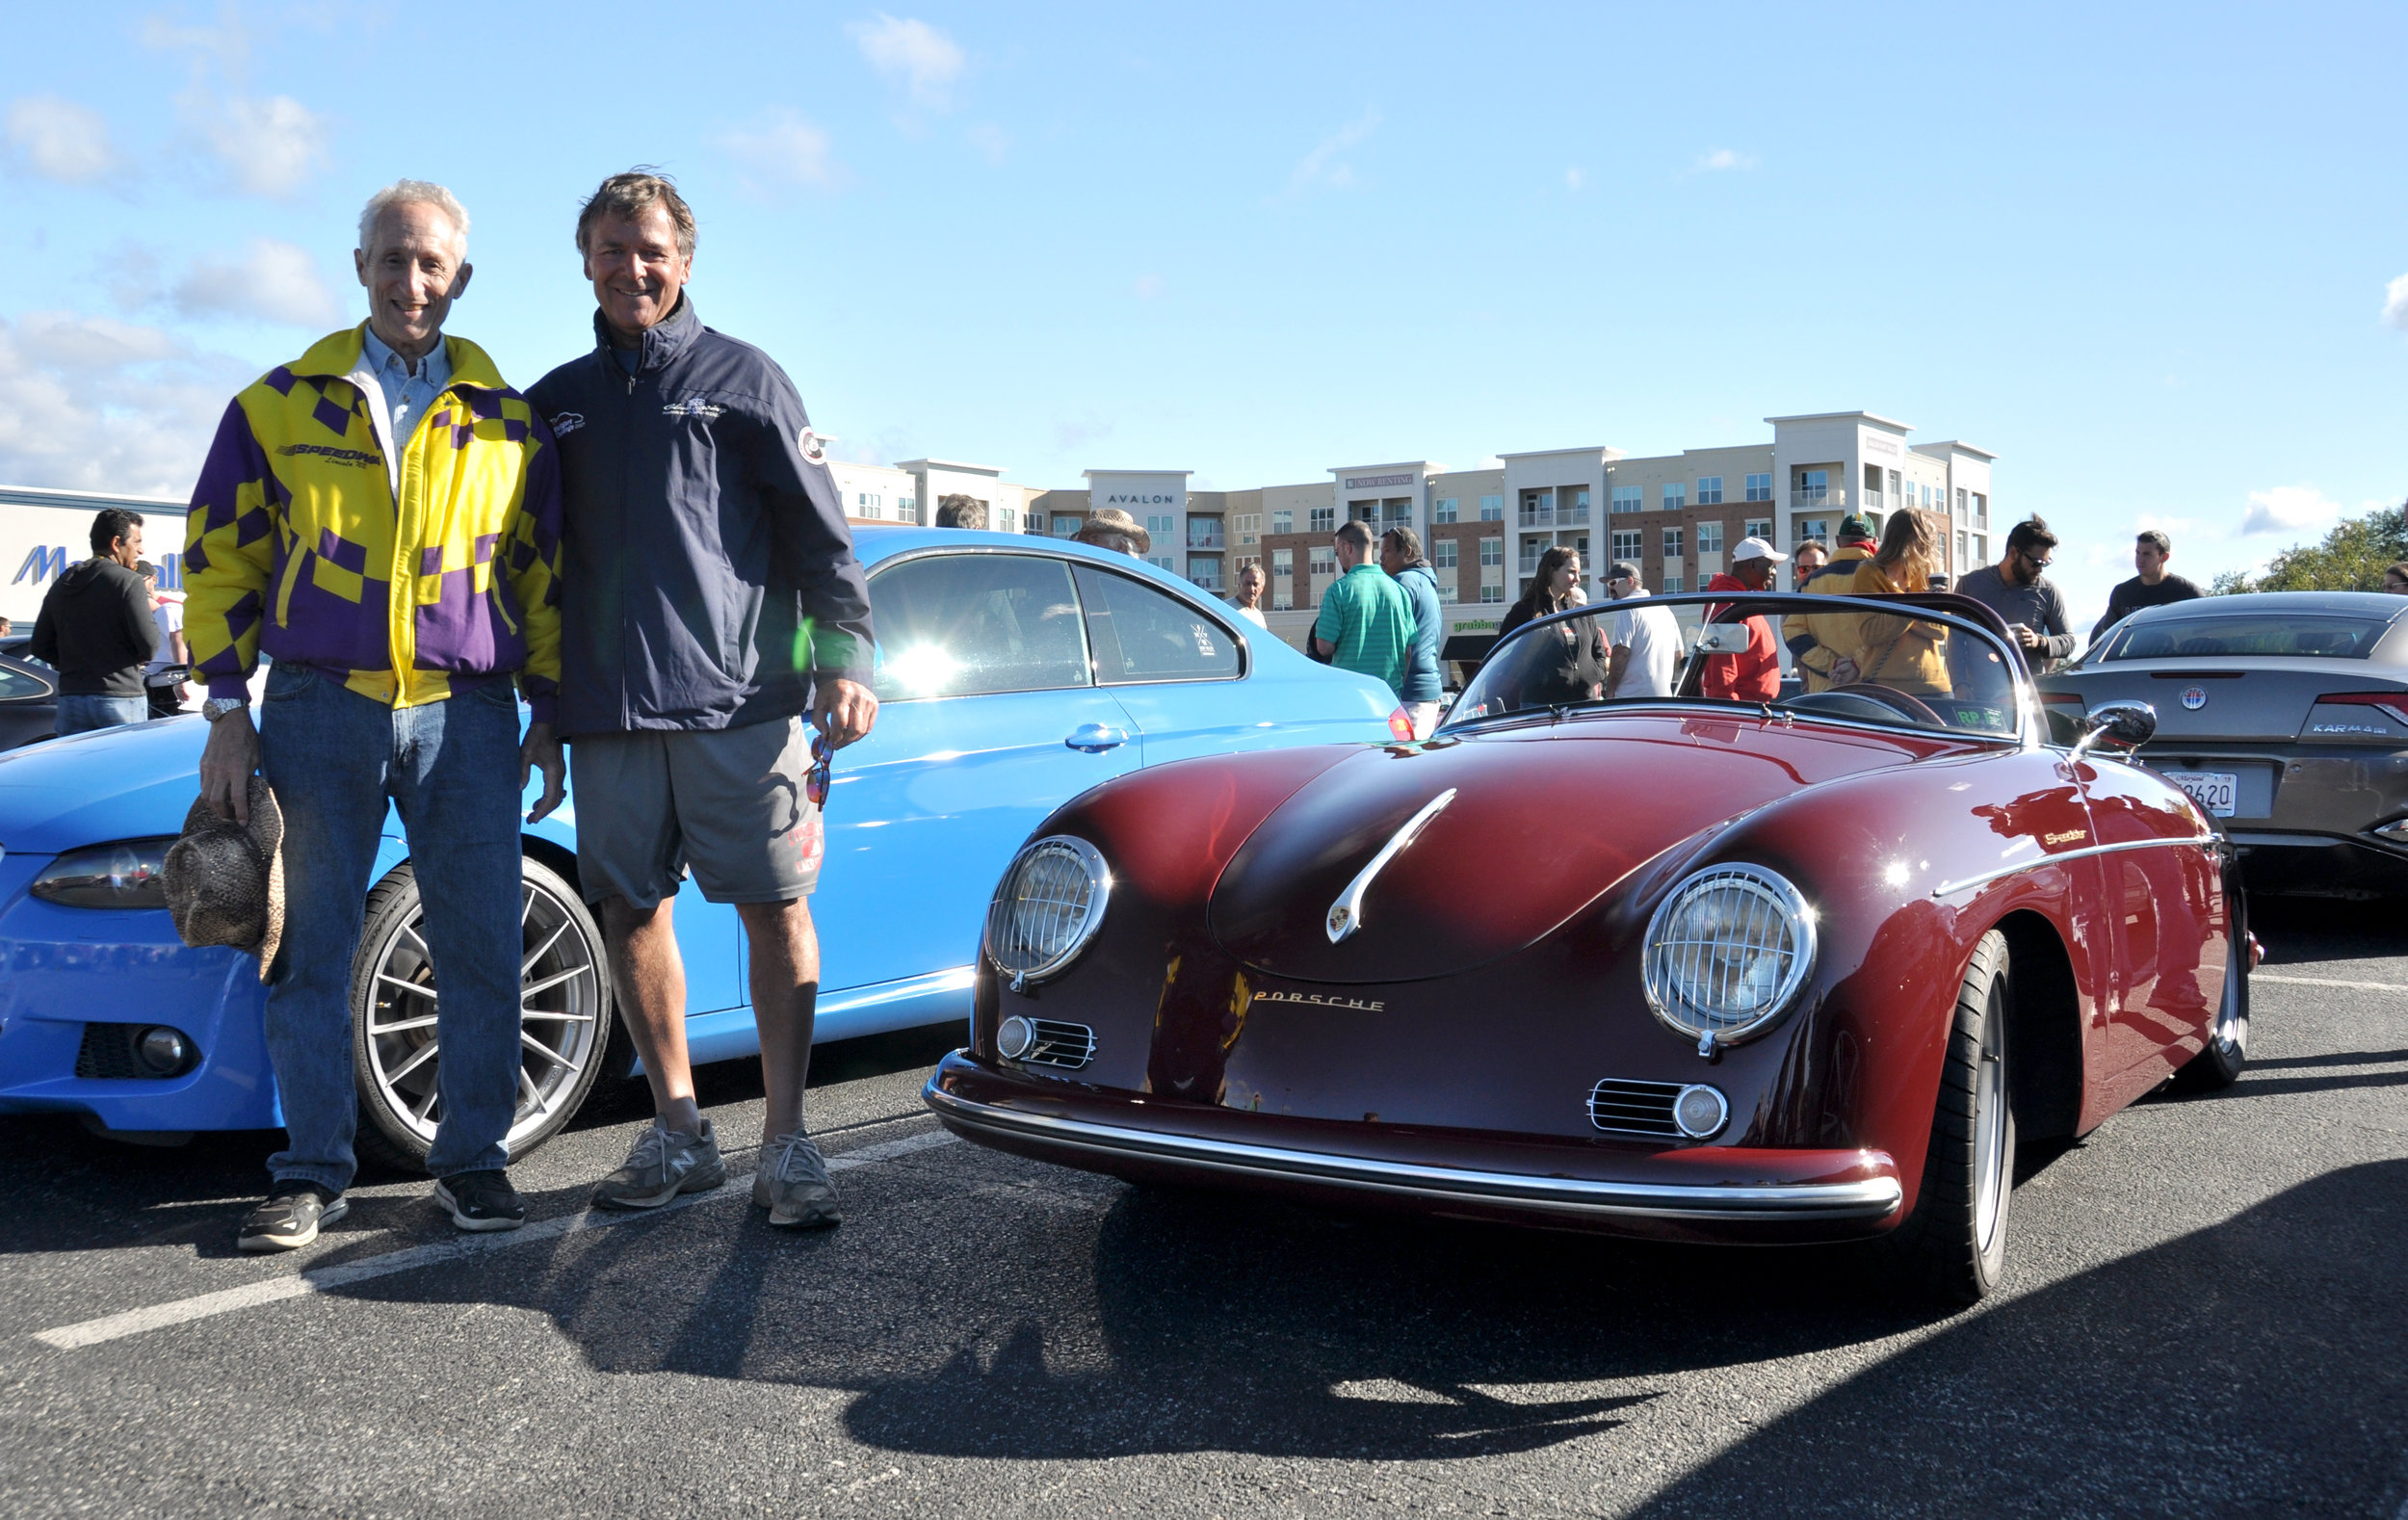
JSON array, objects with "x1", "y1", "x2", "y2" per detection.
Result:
[
  {"x1": 528, "y1": 301, "x2": 874, "y2": 737},
  {"x1": 1392, "y1": 562, "x2": 1444, "y2": 703}
]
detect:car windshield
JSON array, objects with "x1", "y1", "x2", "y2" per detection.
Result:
[
  {"x1": 2097, "y1": 612, "x2": 2391, "y2": 662},
  {"x1": 1443, "y1": 593, "x2": 2023, "y2": 741}
]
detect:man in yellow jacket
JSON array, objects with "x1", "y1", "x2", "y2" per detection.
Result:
[{"x1": 185, "y1": 180, "x2": 564, "y2": 1251}]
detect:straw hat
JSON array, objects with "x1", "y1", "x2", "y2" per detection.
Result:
[
  {"x1": 1075, "y1": 508, "x2": 1151, "y2": 554},
  {"x1": 163, "y1": 776, "x2": 285, "y2": 981}
]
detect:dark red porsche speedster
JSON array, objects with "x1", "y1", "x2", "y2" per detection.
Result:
[{"x1": 924, "y1": 592, "x2": 2252, "y2": 1302}]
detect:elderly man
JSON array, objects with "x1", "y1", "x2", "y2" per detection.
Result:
[
  {"x1": 530, "y1": 171, "x2": 877, "y2": 1229},
  {"x1": 186, "y1": 180, "x2": 564, "y2": 1250},
  {"x1": 1230, "y1": 563, "x2": 1269, "y2": 627},
  {"x1": 1701, "y1": 536, "x2": 1787, "y2": 701}
]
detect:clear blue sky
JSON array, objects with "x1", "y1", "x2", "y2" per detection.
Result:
[{"x1": 6, "y1": 2, "x2": 2403, "y2": 627}]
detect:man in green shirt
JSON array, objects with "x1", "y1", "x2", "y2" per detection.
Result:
[{"x1": 1312, "y1": 518, "x2": 1415, "y2": 701}]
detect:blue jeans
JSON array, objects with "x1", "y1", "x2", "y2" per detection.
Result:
[
  {"x1": 257, "y1": 668, "x2": 526, "y2": 1193},
  {"x1": 55, "y1": 694, "x2": 147, "y2": 736}
]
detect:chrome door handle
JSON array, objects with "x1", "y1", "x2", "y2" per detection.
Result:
[{"x1": 1065, "y1": 723, "x2": 1128, "y2": 752}]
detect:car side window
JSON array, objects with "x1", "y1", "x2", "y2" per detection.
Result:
[
  {"x1": 1072, "y1": 565, "x2": 1243, "y2": 685},
  {"x1": 0, "y1": 664, "x2": 50, "y2": 701},
  {"x1": 867, "y1": 553, "x2": 1093, "y2": 700}
]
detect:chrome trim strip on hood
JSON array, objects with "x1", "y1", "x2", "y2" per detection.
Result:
[
  {"x1": 924, "y1": 1083, "x2": 1904, "y2": 1221},
  {"x1": 1325, "y1": 787, "x2": 1456, "y2": 943},
  {"x1": 1929, "y1": 833, "x2": 2215, "y2": 900}
]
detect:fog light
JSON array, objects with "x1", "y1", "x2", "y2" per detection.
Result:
[
  {"x1": 997, "y1": 1015, "x2": 1035, "y2": 1061},
  {"x1": 137, "y1": 1027, "x2": 189, "y2": 1075},
  {"x1": 1672, "y1": 1084, "x2": 1729, "y2": 1140}
]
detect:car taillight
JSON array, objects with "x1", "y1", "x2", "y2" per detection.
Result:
[
  {"x1": 2317, "y1": 693, "x2": 2408, "y2": 725},
  {"x1": 1386, "y1": 707, "x2": 1416, "y2": 742}
]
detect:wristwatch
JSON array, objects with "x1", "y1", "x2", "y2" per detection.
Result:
[{"x1": 201, "y1": 696, "x2": 249, "y2": 722}]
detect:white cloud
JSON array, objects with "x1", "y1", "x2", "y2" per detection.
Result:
[
  {"x1": 849, "y1": 14, "x2": 966, "y2": 109},
  {"x1": 2383, "y1": 272, "x2": 2408, "y2": 332},
  {"x1": 192, "y1": 93, "x2": 329, "y2": 198},
  {"x1": 1288, "y1": 110, "x2": 1380, "y2": 197},
  {"x1": 2240, "y1": 485, "x2": 2345, "y2": 537},
  {"x1": 173, "y1": 238, "x2": 342, "y2": 327},
  {"x1": 4, "y1": 96, "x2": 122, "y2": 184},
  {"x1": 1564, "y1": 166, "x2": 1584, "y2": 191},
  {"x1": 719, "y1": 108, "x2": 843, "y2": 194},
  {"x1": 966, "y1": 121, "x2": 1008, "y2": 165},
  {"x1": 1696, "y1": 147, "x2": 1757, "y2": 172},
  {"x1": 0, "y1": 312, "x2": 250, "y2": 497}
]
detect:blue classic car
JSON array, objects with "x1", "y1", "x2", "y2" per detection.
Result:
[{"x1": 0, "y1": 528, "x2": 1407, "y2": 1165}]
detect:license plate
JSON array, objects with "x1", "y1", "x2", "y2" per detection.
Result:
[{"x1": 2165, "y1": 771, "x2": 2238, "y2": 818}]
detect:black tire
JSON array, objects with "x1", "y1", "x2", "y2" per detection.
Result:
[
  {"x1": 350, "y1": 858, "x2": 615, "y2": 1174},
  {"x1": 2173, "y1": 878, "x2": 2250, "y2": 1093},
  {"x1": 1884, "y1": 928, "x2": 2017, "y2": 1306}
]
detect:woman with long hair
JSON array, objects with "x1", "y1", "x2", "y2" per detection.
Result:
[
  {"x1": 1497, "y1": 547, "x2": 1584, "y2": 640},
  {"x1": 1493, "y1": 547, "x2": 1604, "y2": 704},
  {"x1": 1841, "y1": 511, "x2": 1950, "y2": 695}
]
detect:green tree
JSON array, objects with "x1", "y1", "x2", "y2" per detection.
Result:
[{"x1": 2212, "y1": 503, "x2": 2408, "y2": 594}]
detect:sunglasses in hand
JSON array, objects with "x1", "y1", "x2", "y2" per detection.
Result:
[{"x1": 807, "y1": 728, "x2": 834, "y2": 810}]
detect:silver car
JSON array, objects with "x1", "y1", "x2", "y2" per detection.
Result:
[{"x1": 2042, "y1": 590, "x2": 2408, "y2": 897}]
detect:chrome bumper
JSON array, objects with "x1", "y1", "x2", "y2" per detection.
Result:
[{"x1": 923, "y1": 1083, "x2": 1902, "y2": 1223}]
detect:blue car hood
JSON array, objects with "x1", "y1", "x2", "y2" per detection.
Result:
[{"x1": 0, "y1": 717, "x2": 209, "y2": 854}]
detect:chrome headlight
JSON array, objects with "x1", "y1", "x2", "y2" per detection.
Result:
[
  {"x1": 984, "y1": 836, "x2": 1111, "y2": 988},
  {"x1": 1641, "y1": 864, "x2": 1817, "y2": 1051},
  {"x1": 30, "y1": 838, "x2": 174, "y2": 909}
]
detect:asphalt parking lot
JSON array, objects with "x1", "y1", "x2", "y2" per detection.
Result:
[{"x1": 4, "y1": 901, "x2": 2405, "y2": 1520}]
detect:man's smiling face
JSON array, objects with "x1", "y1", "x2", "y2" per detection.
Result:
[
  {"x1": 585, "y1": 204, "x2": 693, "y2": 344},
  {"x1": 353, "y1": 200, "x2": 470, "y2": 358}
]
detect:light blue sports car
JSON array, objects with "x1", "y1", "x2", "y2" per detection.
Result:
[{"x1": 0, "y1": 528, "x2": 1407, "y2": 1165}]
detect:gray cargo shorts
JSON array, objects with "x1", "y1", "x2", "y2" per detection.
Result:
[{"x1": 569, "y1": 718, "x2": 824, "y2": 910}]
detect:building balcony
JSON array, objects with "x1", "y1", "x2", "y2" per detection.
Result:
[
  {"x1": 1518, "y1": 507, "x2": 1556, "y2": 529},
  {"x1": 1186, "y1": 526, "x2": 1224, "y2": 550}
]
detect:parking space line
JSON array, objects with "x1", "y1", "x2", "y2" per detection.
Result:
[
  {"x1": 2255, "y1": 972, "x2": 2408, "y2": 994},
  {"x1": 32, "y1": 1128, "x2": 957, "y2": 1352}
]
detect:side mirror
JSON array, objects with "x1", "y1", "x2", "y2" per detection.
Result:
[{"x1": 2072, "y1": 699, "x2": 2156, "y2": 759}]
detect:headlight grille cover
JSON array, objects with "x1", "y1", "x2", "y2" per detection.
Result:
[
  {"x1": 1641, "y1": 864, "x2": 1817, "y2": 1044},
  {"x1": 985, "y1": 836, "x2": 1111, "y2": 985}
]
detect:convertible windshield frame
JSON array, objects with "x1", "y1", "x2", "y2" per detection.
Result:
[{"x1": 1437, "y1": 590, "x2": 2037, "y2": 748}]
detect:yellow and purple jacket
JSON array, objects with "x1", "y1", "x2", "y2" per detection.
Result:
[{"x1": 183, "y1": 326, "x2": 563, "y2": 722}]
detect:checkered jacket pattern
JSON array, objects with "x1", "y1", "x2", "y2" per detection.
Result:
[{"x1": 182, "y1": 326, "x2": 563, "y2": 722}]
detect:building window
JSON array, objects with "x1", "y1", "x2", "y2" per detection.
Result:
[
  {"x1": 1346, "y1": 500, "x2": 1376, "y2": 524},
  {"x1": 1662, "y1": 575, "x2": 1685, "y2": 593},
  {"x1": 1479, "y1": 537, "x2": 1504, "y2": 567},
  {"x1": 1188, "y1": 554, "x2": 1223, "y2": 591},
  {"x1": 1479, "y1": 584, "x2": 1502, "y2": 604},
  {"x1": 1953, "y1": 488, "x2": 1967, "y2": 519},
  {"x1": 1611, "y1": 530, "x2": 1641, "y2": 562},
  {"x1": 1052, "y1": 516, "x2": 1082, "y2": 538},
  {"x1": 1954, "y1": 531, "x2": 1968, "y2": 564},
  {"x1": 1383, "y1": 499, "x2": 1412, "y2": 527},
  {"x1": 1744, "y1": 473, "x2": 1772, "y2": 503},
  {"x1": 1972, "y1": 492, "x2": 1988, "y2": 527},
  {"x1": 1186, "y1": 517, "x2": 1222, "y2": 549},
  {"x1": 1795, "y1": 518, "x2": 1829, "y2": 545},
  {"x1": 1519, "y1": 540, "x2": 1542, "y2": 574},
  {"x1": 1610, "y1": 486, "x2": 1642, "y2": 514},
  {"x1": 1433, "y1": 540, "x2": 1458, "y2": 568},
  {"x1": 997, "y1": 508, "x2": 1016, "y2": 534},
  {"x1": 1696, "y1": 521, "x2": 1724, "y2": 555},
  {"x1": 1568, "y1": 487, "x2": 1591, "y2": 521},
  {"x1": 1309, "y1": 545, "x2": 1336, "y2": 574},
  {"x1": 1662, "y1": 483, "x2": 1685, "y2": 511},
  {"x1": 1795, "y1": 469, "x2": 1829, "y2": 505},
  {"x1": 1272, "y1": 509, "x2": 1294, "y2": 535},
  {"x1": 1479, "y1": 494, "x2": 1505, "y2": 520},
  {"x1": 1025, "y1": 512, "x2": 1046, "y2": 535},
  {"x1": 1439, "y1": 581, "x2": 1458, "y2": 603},
  {"x1": 1433, "y1": 496, "x2": 1458, "y2": 523},
  {"x1": 1662, "y1": 527, "x2": 1684, "y2": 559},
  {"x1": 1272, "y1": 547, "x2": 1293, "y2": 572},
  {"x1": 1696, "y1": 476, "x2": 1723, "y2": 506},
  {"x1": 1744, "y1": 518, "x2": 1771, "y2": 541},
  {"x1": 1973, "y1": 534, "x2": 1988, "y2": 563},
  {"x1": 1309, "y1": 505, "x2": 1335, "y2": 534},
  {"x1": 1233, "y1": 512, "x2": 1260, "y2": 544}
]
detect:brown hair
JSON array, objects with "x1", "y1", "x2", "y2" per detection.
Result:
[
  {"x1": 576, "y1": 170, "x2": 697, "y2": 258},
  {"x1": 2135, "y1": 529, "x2": 2171, "y2": 554},
  {"x1": 1333, "y1": 518, "x2": 1374, "y2": 551},
  {"x1": 1381, "y1": 525, "x2": 1424, "y2": 563},
  {"x1": 2004, "y1": 514, "x2": 2057, "y2": 557},
  {"x1": 1873, "y1": 507, "x2": 1938, "y2": 582},
  {"x1": 1514, "y1": 546, "x2": 1584, "y2": 618}
]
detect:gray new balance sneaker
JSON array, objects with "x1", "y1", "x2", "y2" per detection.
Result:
[
  {"x1": 594, "y1": 1118, "x2": 727, "y2": 1209},
  {"x1": 754, "y1": 1131, "x2": 841, "y2": 1228}
]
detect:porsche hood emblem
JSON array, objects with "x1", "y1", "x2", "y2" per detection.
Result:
[{"x1": 1326, "y1": 788, "x2": 1457, "y2": 944}]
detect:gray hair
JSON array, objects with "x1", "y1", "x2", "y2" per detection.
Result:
[{"x1": 357, "y1": 179, "x2": 470, "y2": 253}]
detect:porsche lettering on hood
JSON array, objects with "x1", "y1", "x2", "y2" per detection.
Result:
[{"x1": 1207, "y1": 719, "x2": 1924, "y2": 984}]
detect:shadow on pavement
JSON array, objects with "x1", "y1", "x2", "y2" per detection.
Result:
[{"x1": 1626, "y1": 1160, "x2": 2408, "y2": 1517}]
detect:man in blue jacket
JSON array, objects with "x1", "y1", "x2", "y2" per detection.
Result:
[
  {"x1": 1380, "y1": 527, "x2": 1445, "y2": 738},
  {"x1": 528, "y1": 171, "x2": 877, "y2": 1230}
]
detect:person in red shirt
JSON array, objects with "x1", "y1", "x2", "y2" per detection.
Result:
[{"x1": 1702, "y1": 536, "x2": 1789, "y2": 702}]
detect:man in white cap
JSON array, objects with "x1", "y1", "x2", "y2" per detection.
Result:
[{"x1": 1701, "y1": 535, "x2": 1788, "y2": 702}]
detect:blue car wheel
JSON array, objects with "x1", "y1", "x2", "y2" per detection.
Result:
[{"x1": 349, "y1": 856, "x2": 615, "y2": 1172}]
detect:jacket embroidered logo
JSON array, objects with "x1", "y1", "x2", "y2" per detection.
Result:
[
  {"x1": 548, "y1": 412, "x2": 585, "y2": 439},
  {"x1": 662, "y1": 398, "x2": 724, "y2": 419},
  {"x1": 798, "y1": 429, "x2": 826, "y2": 464}
]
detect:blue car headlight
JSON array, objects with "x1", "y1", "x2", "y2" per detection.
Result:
[{"x1": 30, "y1": 838, "x2": 175, "y2": 909}]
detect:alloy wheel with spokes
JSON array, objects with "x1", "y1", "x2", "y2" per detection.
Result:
[{"x1": 349, "y1": 857, "x2": 615, "y2": 1172}]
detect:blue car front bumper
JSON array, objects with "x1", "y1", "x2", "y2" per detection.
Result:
[{"x1": 0, "y1": 851, "x2": 281, "y2": 1133}]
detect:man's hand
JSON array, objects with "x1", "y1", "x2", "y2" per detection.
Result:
[
  {"x1": 199, "y1": 708, "x2": 260, "y2": 823},
  {"x1": 2015, "y1": 624, "x2": 2044, "y2": 650},
  {"x1": 521, "y1": 721, "x2": 565, "y2": 824},
  {"x1": 815, "y1": 677, "x2": 879, "y2": 749}
]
